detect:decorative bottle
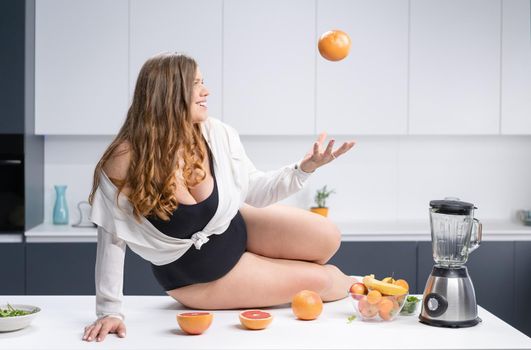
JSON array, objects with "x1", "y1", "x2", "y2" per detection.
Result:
[{"x1": 53, "y1": 185, "x2": 69, "y2": 225}]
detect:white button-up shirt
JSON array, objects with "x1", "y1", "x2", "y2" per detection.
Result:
[{"x1": 89, "y1": 117, "x2": 312, "y2": 321}]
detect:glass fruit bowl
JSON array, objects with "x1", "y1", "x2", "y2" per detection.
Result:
[{"x1": 349, "y1": 291, "x2": 407, "y2": 322}]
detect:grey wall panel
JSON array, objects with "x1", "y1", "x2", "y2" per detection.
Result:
[{"x1": 329, "y1": 241, "x2": 418, "y2": 293}]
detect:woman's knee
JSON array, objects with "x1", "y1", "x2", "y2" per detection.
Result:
[
  {"x1": 315, "y1": 220, "x2": 341, "y2": 264},
  {"x1": 297, "y1": 265, "x2": 334, "y2": 294}
]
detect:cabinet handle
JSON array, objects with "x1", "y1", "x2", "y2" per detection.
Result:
[{"x1": 0, "y1": 159, "x2": 22, "y2": 165}]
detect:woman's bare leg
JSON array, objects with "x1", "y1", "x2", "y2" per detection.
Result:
[
  {"x1": 168, "y1": 204, "x2": 357, "y2": 309},
  {"x1": 239, "y1": 204, "x2": 356, "y2": 300},
  {"x1": 167, "y1": 252, "x2": 354, "y2": 309},
  {"x1": 240, "y1": 204, "x2": 342, "y2": 265}
]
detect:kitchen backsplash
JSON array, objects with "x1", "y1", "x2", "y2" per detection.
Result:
[{"x1": 44, "y1": 134, "x2": 531, "y2": 225}]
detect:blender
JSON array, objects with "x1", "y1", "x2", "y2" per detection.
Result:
[{"x1": 419, "y1": 198, "x2": 482, "y2": 328}]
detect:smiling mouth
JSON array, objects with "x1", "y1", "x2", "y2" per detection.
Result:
[{"x1": 197, "y1": 101, "x2": 208, "y2": 109}]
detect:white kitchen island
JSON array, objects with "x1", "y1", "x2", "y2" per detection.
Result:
[{"x1": 0, "y1": 295, "x2": 530, "y2": 350}]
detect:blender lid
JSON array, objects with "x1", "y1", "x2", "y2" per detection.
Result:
[{"x1": 430, "y1": 199, "x2": 476, "y2": 215}]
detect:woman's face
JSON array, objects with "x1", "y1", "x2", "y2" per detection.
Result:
[{"x1": 190, "y1": 68, "x2": 209, "y2": 123}]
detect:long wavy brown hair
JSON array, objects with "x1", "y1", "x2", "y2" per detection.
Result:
[{"x1": 88, "y1": 53, "x2": 207, "y2": 222}]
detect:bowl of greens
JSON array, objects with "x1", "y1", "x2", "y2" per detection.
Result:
[
  {"x1": 400, "y1": 296, "x2": 421, "y2": 316},
  {"x1": 0, "y1": 304, "x2": 41, "y2": 332}
]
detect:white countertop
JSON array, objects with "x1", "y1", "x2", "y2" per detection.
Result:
[
  {"x1": 0, "y1": 295, "x2": 530, "y2": 350},
  {"x1": 0, "y1": 234, "x2": 23, "y2": 243},
  {"x1": 24, "y1": 220, "x2": 531, "y2": 243}
]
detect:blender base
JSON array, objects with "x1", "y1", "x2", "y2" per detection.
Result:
[{"x1": 419, "y1": 315, "x2": 482, "y2": 328}]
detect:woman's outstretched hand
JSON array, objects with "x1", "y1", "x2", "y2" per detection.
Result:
[
  {"x1": 299, "y1": 132, "x2": 355, "y2": 173},
  {"x1": 82, "y1": 316, "x2": 126, "y2": 342}
]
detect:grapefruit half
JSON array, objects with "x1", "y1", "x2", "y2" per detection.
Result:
[
  {"x1": 177, "y1": 312, "x2": 213, "y2": 335},
  {"x1": 239, "y1": 310, "x2": 273, "y2": 330}
]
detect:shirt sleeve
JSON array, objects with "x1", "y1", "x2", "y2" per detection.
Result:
[
  {"x1": 228, "y1": 129, "x2": 312, "y2": 207},
  {"x1": 244, "y1": 157, "x2": 312, "y2": 207},
  {"x1": 95, "y1": 225, "x2": 126, "y2": 321}
]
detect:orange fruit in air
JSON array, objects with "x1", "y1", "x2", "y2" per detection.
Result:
[
  {"x1": 394, "y1": 279, "x2": 409, "y2": 292},
  {"x1": 239, "y1": 310, "x2": 273, "y2": 330},
  {"x1": 177, "y1": 312, "x2": 213, "y2": 335},
  {"x1": 367, "y1": 290, "x2": 382, "y2": 305},
  {"x1": 318, "y1": 30, "x2": 351, "y2": 61},
  {"x1": 291, "y1": 290, "x2": 323, "y2": 320}
]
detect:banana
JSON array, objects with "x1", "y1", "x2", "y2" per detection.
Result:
[
  {"x1": 362, "y1": 274, "x2": 407, "y2": 296},
  {"x1": 382, "y1": 277, "x2": 395, "y2": 284}
]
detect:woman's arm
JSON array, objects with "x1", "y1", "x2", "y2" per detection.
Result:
[
  {"x1": 95, "y1": 225, "x2": 126, "y2": 321},
  {"x1": 243, "y1": 155, "x2": 312, "y2": 208},
  {"x1": 236, "y1": 131, "x2": 354, "y2": 208},
  {"x1": 83, "y1": 225, "x2": 127, "y2": 342}
]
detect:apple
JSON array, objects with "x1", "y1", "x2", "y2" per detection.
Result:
[{"x1": 349, "y1": 282, "x2": 368, "y2": 299}]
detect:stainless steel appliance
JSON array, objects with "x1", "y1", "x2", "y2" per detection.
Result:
[{"x1": 419, "y1": 198, "x2": 482, "y2": 328}]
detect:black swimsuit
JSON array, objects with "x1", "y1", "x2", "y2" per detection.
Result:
[{"x1": 147, "y1": 147, "x2": 247, "y2": 291}]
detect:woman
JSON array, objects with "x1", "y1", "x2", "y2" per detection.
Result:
[{"x1": 82, "y1": 52, "x2": 355, "y2": 342}]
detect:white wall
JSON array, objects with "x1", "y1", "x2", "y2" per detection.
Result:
[{"x1": 44, "y1": 134, "x2": 531, "y2": 225}]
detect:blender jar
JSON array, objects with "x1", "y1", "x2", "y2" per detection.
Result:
[{"x1": 429, "y1": 199, "x2": 482, "y2": 267}]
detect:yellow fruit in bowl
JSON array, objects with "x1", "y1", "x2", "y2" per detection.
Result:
[
  {"x1": 382, "y1": 277, "x2": 395, "y2": 284},
  {"x1": 378, "y1": 298, "x2": 395, "y2": 320},
  {"x1": 362, "y1": 275, "x2": 408, "y2": 296},
  {"x1": 367, "y1": 290, "x2": 382, "y2": 305},
  {"x1": 394, "y1": 279, "x2": 409, "y2": 292},
  {"x1": 358, "y1": 296, "x2": 378, "y2": 319}
]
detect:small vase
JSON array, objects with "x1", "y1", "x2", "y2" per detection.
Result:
[
  {"x1": 53, "y1": 185, "x2": 69, "y2": 225},
  {"x1": 310, "y1": 207, "x2": 329, "y2": 217}
]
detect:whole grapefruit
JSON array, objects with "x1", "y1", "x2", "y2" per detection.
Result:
[
  {"x1": 291, "y1": 290, "x2": 323, "y2": 320},
  {"x1": 318, "y1": 30, "x2": 351, "y2": 61}
]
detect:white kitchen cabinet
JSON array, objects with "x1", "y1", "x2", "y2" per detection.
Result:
[
  {"x1": 409, "y1": 0, "x2": 501, "y2": 135},
  {"x1": 316, "y1": 0, "x2": 409, "y2": 135},
  {"x1": 501, "y1": 0, "x2": 531, "y2": 134},
  {"x1": 223, "y1": 0, "x2": 315, "y2": 135},
  {"x1": 130, "y1": 0, "x2": 223, "y2": 120},
  {"x1": 35, "y1": 0, "x2": 129, "y2": 135}
]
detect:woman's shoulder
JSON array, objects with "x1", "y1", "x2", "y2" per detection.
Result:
[{"x1": 102, "y1": 141, "x2": 132, "y2": 191}]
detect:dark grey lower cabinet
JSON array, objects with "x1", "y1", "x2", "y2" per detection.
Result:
[
  {"x1": 26, "y1": 243, "x2": 97, "y2": 295},
  {"x1": 0, "y1": 242, "x2": 25, "y2": 294},
  {"x1": 123, "y1": 247, "x2": 165, "y2": 296},
  {"x1": 26, "y1": 243, "x2": 165, "y2": 296},
  {"x1": 329, "y1": 242, "x2": 418, "y2": 293},
  {"x1": 515, "y1": 242, "x2": 531, "y2": 338}
]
